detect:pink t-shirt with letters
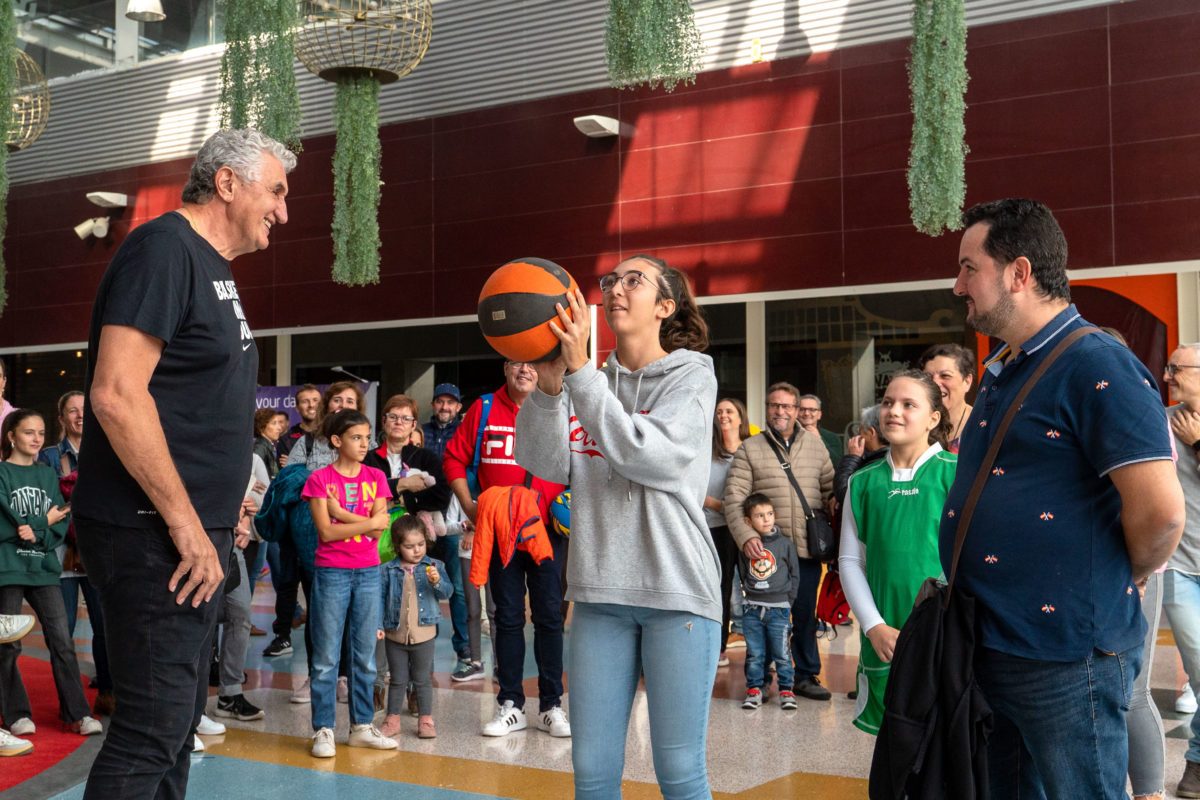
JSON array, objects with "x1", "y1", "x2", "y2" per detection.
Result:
[{"x1": 302, "y1": 463, "x2": 392, "y2": 569}]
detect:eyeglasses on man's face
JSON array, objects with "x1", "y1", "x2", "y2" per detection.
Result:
[
  {"x1": 766, "y1": 402, "x2": 796, "y2": 411},
  {"x1": 1166, "y1": 363, "x2": 1200, "y2": 377},
  {"x1": 599, "y1": 270, "x2": 650, "y2": 294},
  {"x1": 385, "y1": 413, "x2": 416, "y2": 424},
  {"x1": 798, "y1": 406, "x2": 820, "y2": 414}
]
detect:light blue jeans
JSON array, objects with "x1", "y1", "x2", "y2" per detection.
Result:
[
  {"x1": 310, "y1": 565, "x2": 381, "y2": 730},
  {"x1": 569, "y1": 602, "x2": 719, "y2": 800},
  {"x1": 1162, "y1": 568, "x2": 1200, "y2": 765}
]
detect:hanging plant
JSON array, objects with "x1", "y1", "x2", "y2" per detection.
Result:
[
  {"x1": 331, "y1": 76, "x2": 382, "y2": 286},
  {"x1": 219, "y1": 0, "x2": 302, "y2": 151},
  {"x1": 907, "y1": 0, "x2": 968, "y2": 236},
  {"x1": 605, "y1": 0, "x2": 704, "y2": 92},
  {"x1": 0, "y1": 3, "x2": 15, "y2": 316},
  {"x1": 294, "y1": 0, "x2": 431, "y2": 286}
]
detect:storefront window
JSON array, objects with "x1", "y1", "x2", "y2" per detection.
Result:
[{"x1": 765, "y1": 289, "x2": 971, "y2": 442}]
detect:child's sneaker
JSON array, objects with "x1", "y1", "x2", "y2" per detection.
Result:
[
  {"x1": 418, "y1": 715, "x2": 437, "y2": 739},
  {"x1": 348, "y1": 723, "x2": 399, "y2": 750},
  {"x1": 741, "y1": 688, "x2": 763, "y2": 709},
  {"x1": 379, "y1": 714, "x2": 403, "y2": 737},
  {"x1": 779, "y1": 690, "x2": 798, "y2": 710},
  {"x1": 311, "y1": 727, "x2": 335, "y2": 758},
  {"x1": 482, "y1": 700, "x2": 527, "y2": 736}
]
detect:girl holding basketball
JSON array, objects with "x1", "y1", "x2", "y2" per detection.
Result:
[{"x1": 516, "y1": 255, "x2": 719, "y2": 800}]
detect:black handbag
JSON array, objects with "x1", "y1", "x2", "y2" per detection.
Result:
[{"x1": 763, "y1": 432, "x2": 836, "y2": 562}]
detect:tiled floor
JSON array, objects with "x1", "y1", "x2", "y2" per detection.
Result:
[{"x1": 11, "y1": 578, "x2": 1199, "y2": 799}]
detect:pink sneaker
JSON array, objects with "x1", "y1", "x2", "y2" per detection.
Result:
[
  {"x1": 417, "y1": 715, "x2": 436, "y2": 739},
  {"x1": 379, "y1": 714, "x2": 403, "y2": 737}
]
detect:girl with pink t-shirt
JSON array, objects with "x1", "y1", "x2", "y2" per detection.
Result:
[{"x1": 301, "y1": 409, "x2": 395, "y2": 759}]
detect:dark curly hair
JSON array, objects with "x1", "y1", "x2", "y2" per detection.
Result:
[{"x1": 961, "y1": 198, "x2": 1069, "y2": 303}]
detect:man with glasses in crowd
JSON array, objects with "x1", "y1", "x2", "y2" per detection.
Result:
[
  {"x1": 443, "y1": 360, "x2": 570, "y2": 738},
  {"x1": 797, "y1": 394, "x2": 843, "y2": 462},
  {"x1": 1159, "y1": 346, "x2": 1200, "y2": 797},
  {"x1": 724, "y1": 381, "x2": 835, "y2": 701}
]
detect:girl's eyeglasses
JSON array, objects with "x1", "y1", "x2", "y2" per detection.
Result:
[{"x1": 599, "y1": 270, "x2": 649, "y2": 293}]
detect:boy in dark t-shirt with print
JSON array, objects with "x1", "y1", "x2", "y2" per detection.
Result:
[{"x1": 737, "y1": 493, "x2": 800, "y2": 710}]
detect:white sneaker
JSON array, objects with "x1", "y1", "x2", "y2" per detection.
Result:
[
  {"x1": 196, "y1": 714, "x2": 226, "y2": 736},
  {"x1": 74, "y1": 716, "x2": 103, "y2": 736},
  {"x1": 0, "y1": 614, "x2": 34, "y2": 645},
  {"x1": 536, "y1": 706, "x2": 571, "y2": 738},
  {"x1": 1179, "y1": 684, "x2": 1198, "y2": 714},
  {"x1": 0, "y1": 728, "x2": 32, "y2": 757},
  {"x1": 311, "y1": 727, "x2": 336, "y2": 758},
  {"x1": 347, "y1": 723, "x2": 399, "y2": 750},
  {"x1": 291, "y1": 677, "x2": 311, "y2": 704},
  {"x1": 9, "y1": 718, "x2": 34, "y2": 736},
  {"x1": 192, "y1": 734, "x2": 204, "y2": 753},
  {"x1": 482, "y1": 700, "x2": 527, "y2": 737},
  {"x1": 337, "y1": 675, "x2": 349, "y2": 704}
]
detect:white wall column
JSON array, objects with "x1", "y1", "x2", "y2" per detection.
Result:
[
  {"x1": 746, "y1": 300, "x2": 766, "y2": 430},
  {"x1": 275, "y1": 333, "x2": 292, "y2": 386},
  {"x1": 1178, "y1": 272, "x2": 1200, "y2": 347}
]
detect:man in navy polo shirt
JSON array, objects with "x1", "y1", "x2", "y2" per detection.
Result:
[{"x1": 942, "y1": 198, "x2": 1184, "y2": 799}]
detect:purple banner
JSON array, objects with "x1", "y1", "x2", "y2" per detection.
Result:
[{"x1": 255, "y1": 383, "x2": 378, "y2": 429}]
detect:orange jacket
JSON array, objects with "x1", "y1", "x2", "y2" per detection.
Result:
[{"x1": 468, "y1": 485, "x2": 554, "y2": 587}]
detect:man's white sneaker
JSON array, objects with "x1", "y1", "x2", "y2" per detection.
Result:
[
  {"x1": 9, "y1": 718, "x2": 34, "y2": 736},
  {"x1": 0, "y1": 614, "x2": 34, "y2": 645},
  {"x1": 536, "y1": 706, "x2": 571, "y2": 738},
  {"x1": 196, "y1": 714, "x2": 226, "y2": 736},
  {"x1": 482, "y1": 700, "x2": 527, "y2": 737},
  {"x1": 0, "y1": 728, "x2": 32, "y2": 756},
  {"x1": 347, "y1": 723, "x2": 399, "y2": 750},
  {"x1": 1179, "y1": 683, "x2": 1198, "y2": 714},
  {"x1": 192, "y1": 734, "x2": 204, "y2": 753},
  {"x1": 311, "y1": 727, "x2": 336, "y2": 758},
  {"x1": 291, "y1": 677, "x2": 311, "y2": 704}
]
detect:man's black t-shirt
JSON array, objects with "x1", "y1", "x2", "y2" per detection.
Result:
[{"x1": 74, "y1": 212, "x2": 257, "y2": 529}]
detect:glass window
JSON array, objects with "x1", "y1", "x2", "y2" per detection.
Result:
[
  {"x1": 17, "y1": 0, "x2": 220, "y2": 81},
  {"x1": 765, "y1": 289, "x2": 971, "y2": 441}
]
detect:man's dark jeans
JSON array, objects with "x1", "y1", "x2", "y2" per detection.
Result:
[
  {"x1": 790, "y1": 556, "x2": 823, "y2": 681},
  {"x1": 489, "y1": 533, "x2": 565, "y2": 713},
  {"x1": 77, "y1": 521, "x2": 232, "y2": 800}
]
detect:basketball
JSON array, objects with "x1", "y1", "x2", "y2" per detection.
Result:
[
  {"x1": 478, "y1": 257, "x2": 579, "y2": 362},
  {"x1": 550, "y1": 490, "x2": 570, "y2": 538}
]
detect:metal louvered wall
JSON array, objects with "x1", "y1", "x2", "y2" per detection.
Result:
[{"x1": 8, "y1": 0, "x2": 1118, "y2": 185}]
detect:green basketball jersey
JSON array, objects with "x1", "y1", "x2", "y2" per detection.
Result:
[{"x1": 847, "y1": 446, "x2": 957, "y2": 733}]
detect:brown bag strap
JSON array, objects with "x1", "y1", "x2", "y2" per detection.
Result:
[{"x1": 944, "y1": 325, "x2": 1100, "y2": 605}]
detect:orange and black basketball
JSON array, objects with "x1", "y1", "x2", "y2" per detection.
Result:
[{"x1": 477, "y1": 257, "x2": 580, "y2": 363}]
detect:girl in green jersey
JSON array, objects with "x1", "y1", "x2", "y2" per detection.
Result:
[{"x1": 838, "y1": 370, "x2": 956, "y2": 734}]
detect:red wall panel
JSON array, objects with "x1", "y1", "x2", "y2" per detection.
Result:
[{"x1": 6, "y1": 0, "x2": 1200, "y2": 349}]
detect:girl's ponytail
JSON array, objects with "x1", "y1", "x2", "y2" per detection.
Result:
[{"x1": 627, "y1": 255, "x2": 709, "y2": 353}]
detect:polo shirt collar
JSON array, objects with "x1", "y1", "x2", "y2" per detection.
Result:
[{"x1": 983, "y1": 303, "x2": 1081, "y2": 376}]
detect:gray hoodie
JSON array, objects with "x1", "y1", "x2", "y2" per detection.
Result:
[{"x1": 515, "y1": 349, "x2": 721, "y2": 622}]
